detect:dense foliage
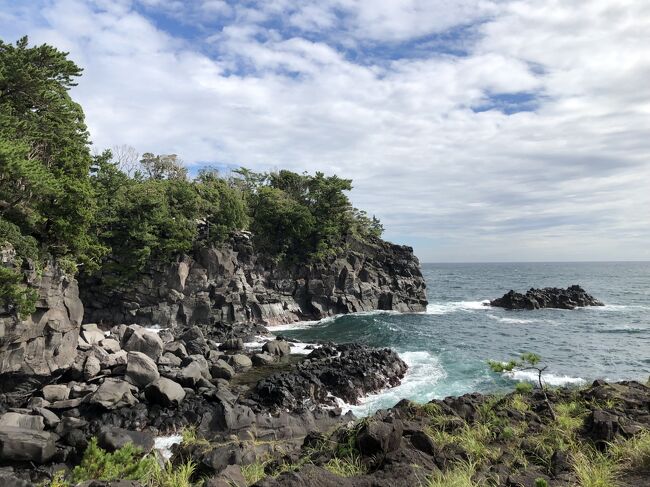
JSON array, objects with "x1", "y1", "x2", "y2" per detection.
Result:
[{"x1": 0, "y1": 36, "x2": 383, "y2": 310}]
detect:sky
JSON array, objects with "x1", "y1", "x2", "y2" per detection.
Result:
[{"x1": 1, "y1": 0, "x2": 649, "y2": 262}]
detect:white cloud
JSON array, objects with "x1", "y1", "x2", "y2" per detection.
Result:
[{"x1": 1, "y1": 0, "x2": 649, "y2": 261}]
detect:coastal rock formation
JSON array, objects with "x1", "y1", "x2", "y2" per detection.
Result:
[
  {"x1": 489, "y1": 285, "x2": 604, "y2": 310},
  {"x1": 81, "y1": 233, "x2": 427, "y2": 328},
  {"x1": 0, "y1": 246, "x2": 83, "y2": 377}
]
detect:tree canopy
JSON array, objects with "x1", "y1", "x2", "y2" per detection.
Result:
[{"x1": 0, "y1": 36, "x2": 384, "y2": 310}]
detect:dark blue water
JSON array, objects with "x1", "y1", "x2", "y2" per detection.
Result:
[{"x1": 275, "y1": 262, "x2": 650, "y2": 415}]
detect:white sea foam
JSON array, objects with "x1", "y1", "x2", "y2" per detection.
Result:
[
  {"x1": 509, "y1": 370, "x2": 586, "y2": 387},
  {"x1": 341, "y1": 350, "x2": 446, "y2": 417},
  {"x1": 243, "y1": 335, "x2": 269, "y2": 350},
  {"x1": 426, "y1": 300, "x2": 490, "y2": 315},
  {"x1": 486, "y1": 313, "x2": 535, "y2": 324},
  {"x1": 144, "y1": 324, "x2": 166, "y2": 334},
  {"x1": 154, "y1": 435, "x2": 183, "y2": 460}
]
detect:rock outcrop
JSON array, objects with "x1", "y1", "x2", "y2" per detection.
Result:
[
  {"x1": 0, "y1": 245, "x2": 83, "y2": 377},
  {"x1": 81, "y1": 233, "x2": 428, "y2": 328},
  {"x1": 489, "y1": 285, "x2": 604, "y2": 310}
]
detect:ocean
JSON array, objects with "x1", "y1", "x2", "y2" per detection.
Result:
[{"x1": 272, "y1": 261, "x2": 650, "y2": 416}]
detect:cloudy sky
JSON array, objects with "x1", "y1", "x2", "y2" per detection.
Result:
[{"x1": 2, "y1": 0, "x2": 649, "y2": 262}]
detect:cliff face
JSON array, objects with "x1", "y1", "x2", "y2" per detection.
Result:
[
  {"x1": 81, "y1": 233, "x2": 428, "y2": 328},
  {"x1": 0, "y1": 246, "x2": 83, "y2": 376}
]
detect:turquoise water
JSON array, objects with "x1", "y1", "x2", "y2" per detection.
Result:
[{"x1": 275, "y1": 262, "x2": 650, "y2": 415}]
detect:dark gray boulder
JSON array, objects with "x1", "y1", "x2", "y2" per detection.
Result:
[
  {"x1": 98, "y1": 426, "x2": 155, "y2": 453},
  {"x1": 144, "y1": 377, "x2": 186, "y2": 406},
  {"x1": 125, "y1": 351, "x2": 160, "y2": 387},
  {"x1": 489, "y1": 285, "x2": 604, "y2": 310},
  {"x1": 0, "y1": 427, "x2": 56, "y2": 463},
  {"x1": 262, "y1": 339, "x2": 291, "y2": 357}
]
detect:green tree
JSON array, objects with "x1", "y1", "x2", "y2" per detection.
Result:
[
  {"x1": 0, "y1": 36, "x2": 105, "y2": 268},
  {"x1": 195, "y1": 169, "x2": 248, "y2": 243}
]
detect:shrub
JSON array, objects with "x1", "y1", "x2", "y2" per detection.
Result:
[
  {"x1": 610, "y1": 430, "x2": 650, "y2": 470},
  {"x1": 515, "y1": 382, "x2": 534, "y2": 394},
  {"x1": 71, "y1": 438, "x2": 156, "y2": 483}
]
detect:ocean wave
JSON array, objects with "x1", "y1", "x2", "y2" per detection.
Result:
[
  {"x1": 508, "y1": 370, "x2": 586, "y2": 387},
  {"x1": 426, "y1": 300, "x2": 490, "y2": 315},
  {"x1": 244, "y1": 336, "x2": 321, "y2": 355},
  {"x1": 270, "y1": 309, "x2": 401, "y2": 331},
  {"x1": 593, "y1": 304, "x2": 650, "y2": 312},
  {"x1": 486, "y1": 313, "x2": 535, "y2": 324},
  {"x1": 341, "y1": 350, "x2": 446, "y2": 416},
  {"x1": 595, "y1": 327, "x2": 648, "y2": 335}
]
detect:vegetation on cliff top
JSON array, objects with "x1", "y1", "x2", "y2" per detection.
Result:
[{"x1": 0, "y1": 36, "x2": 383, "y2": 311}]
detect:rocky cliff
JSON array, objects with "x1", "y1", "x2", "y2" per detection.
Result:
[
  {"x1": 0, "y1": 246, "x2": 83, "y2": 377},
  {"x1": 81, "y1": 233, "x2": 428, "y2": 328}
]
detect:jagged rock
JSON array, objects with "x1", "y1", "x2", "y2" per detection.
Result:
[
  {"x1": 0, "y1": 258, "x2": 83, "y2": 376},
  {"x1": 220, "y1": 338, "x2": 244, "y2": 351},
  {"x1": 81, "y1": 324, "x2": 105, "y2": 345},
  {"x1": 210, "y1": 360, "x2": 235, "y2": 380},
  {"x1": 0, "y1": 427, "x2": 56, "y2": 463},
  {"x1": 125, "y1": 351, "x2": 160, "y2": 387},
  {"x1": 252, "y1": 353, "x2": 275, "y2": 366},
  {"x1": 357, "y1": 419, "x2": 403, "y2": 455},
  {"x1": 180, "y1": 326, "x2": 207, "y2": 355},
  {"x1": 84, "y1": 355, "x2": 101, "y2": 379},
  {"x1": 164, "y1": 341, "x2": 188, "y2": 358},
  {"x1": 121, "y1": 326, "x2": 163, "y2": 361},
  {"x1": 144, "y1": 377, "x2": 185, "y2": 406},
  {"x1": 98, "y1": 426, "x2": 155, "y2": 453},
  {"x1": 161, "y1": 352, "x2": 182, "y2": 367},
  {"x1": 262, "y1": 339, "x2": 291, "y2": 357},
  {"x1": 256, "y1": 465, "x2": 354, "y2": 487},
  {"x1": 0, "y1": 470, "x2": 34, "y2": 487},
  {"x1": 32, "y1": 407, "x2": 60, "y2": 428},
  {"x1": 204, "y1": 464, "x2": 247, "y2": 487},
  {"x1": 89, "y1": 379, "x2": 137, "y2": 409},
  {"x1": 42, "y1": 384, "x2": 69, "y2": 402},
  {"x1": 100, "y1": 338, "x2": 121, "y2": 353},
  {"x1": 80, "y1": 234, "x2": 427, "y2": 328},
  {"x1": 103, "y1": 350, "x2": 128, "y2": 368},
  {"x1": 0, "y1": 412, "x2": 45, "y2": 431},
  {"x1": 227, "y1": 354, "x2": 252, "y2": 371},
  {"x1": 252, "y1": 343, "x2": 408, "y2": 411},
  {"x1": 489, "y1": 285, "x2": 604, "y2": 310}
]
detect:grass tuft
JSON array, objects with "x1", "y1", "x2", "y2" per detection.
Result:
[
  {"x1": 241, "y1": 461, "x2": 267, "y2": 485},
  {"x1": 148, "y1": 460, "x2": 196, "y2": 487},
  {"x1": 572, "y1": 449, "x2": 619, "y2": 487},
  {"x1": 324, "y1": 455, "x2": 366, "y2": 477},
  {"x1": 426, "y1": 461, "x2": 483, "y2": 487},
  {"x1": 610, "y1": 430, "x2": 650, "y2": 470}
]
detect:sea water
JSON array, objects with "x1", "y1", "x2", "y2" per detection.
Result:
[{"x1": 274, "y1": 261, "x2": 650, "y2": 416}]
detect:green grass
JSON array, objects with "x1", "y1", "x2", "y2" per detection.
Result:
[
  {"x1": 148, "y1": 460, "x2": 196, "y2": 487},
  {"x1": 241, "y1": 461, "x2": 267, "y2": 485},
  {"x1": 181, "y1": 425, "x2": 210, "y2": 448},
  {"x1": 515, "y1": 382, "x2": 534, "y2": 394},
  {"x1": 572, "y1": 450, "x2": 619, "y2": 487},
  {"x1": 323, "y1": 454, "x2": 366, "y2": 477},
  {"x1": 610, "y1": 430, "x2": 650, "y2": 470},
  {"x1": 426, "y1": 423, "x2": 496, "y2": 464},
  {"x1": 426, "y1": 461, "x2": 483, "y2": 487},
  {"x1": 509, "y1": 394, "x2": 530, "y2": 413}
]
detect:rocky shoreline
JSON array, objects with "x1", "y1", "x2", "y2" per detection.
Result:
[
  {"x1": 1, "y1": 317, "x2": 648, "y2": 487},
  {"x1": 0, "y1": 320, "x2": 410, "y2": 486}
]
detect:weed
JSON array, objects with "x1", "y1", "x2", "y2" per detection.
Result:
[
  {"x1": 148, "y1": 460, "x2": 196, "y2": 487},
  {"x1": 610, "y1": 430, "x2": 650, "y2": 470},
  {"x1": 181, "y1": 425, "x2": 210, "y2": 448},
  {"x1": 515, "y1": 382, "x2": 534, "y2": 394},
  {"x1": 241, "y1": 461, "x2": 267, "y2": 485},
  {"x1": 509, "y1": 394, "x2": 530, "y2": 413},
  {"x1": 426, "y1": 461, "x2": 483, "y2": 487},
  {"x1": 324, "y1": 455, "x2": 366, "y2": 477},
  {"x1": 572, "y1": 449, "x2": 619, "y2": 487}
]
